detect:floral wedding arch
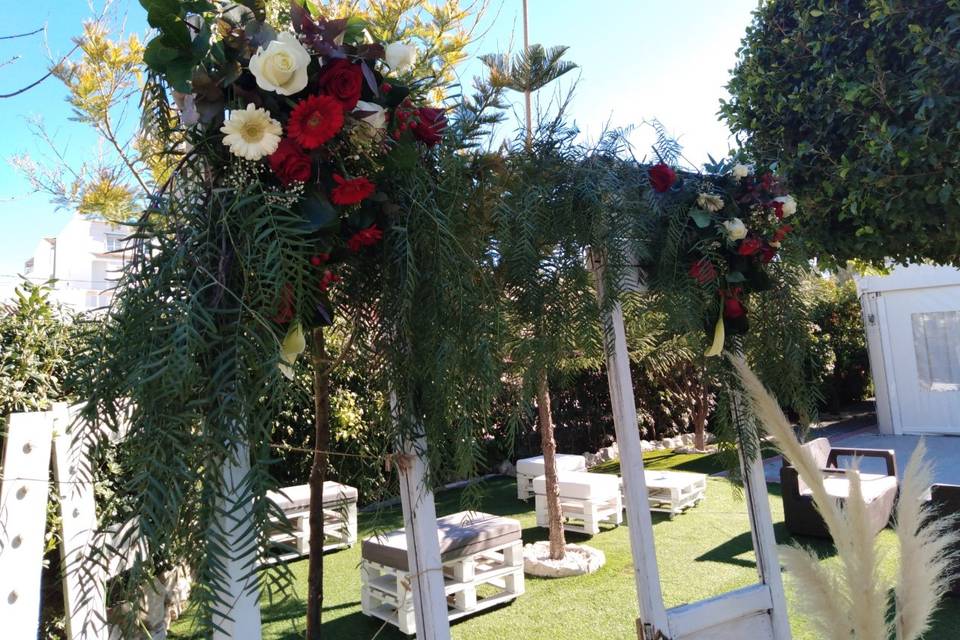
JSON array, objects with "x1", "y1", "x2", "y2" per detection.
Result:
[{"x1": 74, "y1": 2, "x2": 814, "y2": 639}]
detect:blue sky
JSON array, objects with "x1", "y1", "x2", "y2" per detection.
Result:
[{"x1": 0, "y1": 0, "x2": 757, "y2": 276}]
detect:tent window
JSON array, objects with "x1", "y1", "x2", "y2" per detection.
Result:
[{"x1": 912, "y1": 311, "x2": 960, "y2": 392}]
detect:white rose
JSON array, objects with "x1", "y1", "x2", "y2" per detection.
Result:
[
  {"x1": 774, "y1": 195, "x2": 797, "y2": 217},
  {"x1": 723, "y1": 218, "x2": 748, "y2": 241},
  {"x1": 696, "y1": 193, "x2": 724, "y2": 213},
  {"x1": 731, "y1": 163, "x2": 752, "y2": 180},
  {"x1": 384, "y1": 42, "x2": 417, "y2": 71},
  {"x1": 249, "y1": 32, "x2": 311, "y2": 96},
  {"x1": 354, "y1": 100, "x2": 387, "y2": 131}
]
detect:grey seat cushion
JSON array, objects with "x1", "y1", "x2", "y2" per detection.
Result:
[
  {"x1": 362, "y1": 511, "x2": 521, "y2": 572},
  {"x1": 267, "y1": 481, "x2": 358, "y2": 512}
]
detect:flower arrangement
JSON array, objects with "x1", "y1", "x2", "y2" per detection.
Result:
[
  {"x1": 645, "y1": 158, "x2": 798, "y2": 356},
  {"x1": 141, "y1": 1, "x2": 447, "y2": 371}
]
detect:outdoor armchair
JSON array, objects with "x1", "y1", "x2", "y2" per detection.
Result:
[
  {"x1": 780, "y1": 437, "x2": 898, "y2": 539},
  {"x1": 929, "y1": 483, "x2": 960, "y2": 596}
]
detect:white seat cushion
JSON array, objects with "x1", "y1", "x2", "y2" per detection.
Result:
[
  {"x1": 532, "y1": 471, "x2": 620, "y2": 500},
  {"x1": 516, "y1": 454, "x2": 587, "y2": 477},
  {"x1": 801, "y1": 473, "x2": 897, "y2": 502},
  {"x1": 268, "y1": 481, "x2": 358, "y2": 512}
]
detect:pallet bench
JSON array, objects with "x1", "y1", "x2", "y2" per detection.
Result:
[
  {"x1": 360, "y1": 511, "x2": 524, "y2": 636},
  {"x1": 265, "y1": 481, "x2": 358, "y2": 562},
  {"x1": 533, "y1": 471, "x2": 622, "y2": 535},
  {"x1": 619, "y1": 470, "x2": 707, "y2": 518},
  {"x1": 516, "y1": 453, "x2": 587, "y2": 500}
]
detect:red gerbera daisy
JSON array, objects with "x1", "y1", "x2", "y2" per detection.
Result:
[
  {"x1": 288, "y1": 95, "x2": 344, "y2": 149},
  {"x1": 331, "y1": 174, "x2": 376, "y2": 206},
  {"x1": 347, "y1": 225, "x2": 384, "y2": 252}
]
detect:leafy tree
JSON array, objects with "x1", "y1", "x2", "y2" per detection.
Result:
[
  {"x1": 809, "y1": 275, "x2": 872, "y2": 411},
  {"x1": 0, "y1": 281, "x2": 84, "y2": 416},
  {"x1": 483, "y1": 45, "x2": 582, "y2": 560},
  {"x1": 722, "y1": 0, "x2": 960, "y2": 266},
  {"x1": 12, "y1": 20, "x2": 150, "y2": 223}
]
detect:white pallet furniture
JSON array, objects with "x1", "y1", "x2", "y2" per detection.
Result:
[
  {"x1": 360, "y1": 511, "x2": 524, "y2": 636},
  {"x1": 640, "y1": 470, "x2": 707, "y2": 518},
  {"x1": 515, "y1": 453, "x2": 587, "y2": 500},
  {"x1": 533, "y1": 471, "x2": 622, "y2": 535},
  {"x1": 265, "y1": 481, "x2": 358, "y2": 561}
]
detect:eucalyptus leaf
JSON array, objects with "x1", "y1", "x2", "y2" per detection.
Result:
[{"x1": 689, "y1": 209, "x2": 713, "y2": 229}]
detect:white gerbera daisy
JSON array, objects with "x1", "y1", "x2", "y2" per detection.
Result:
[{"x1": 220, "y1": 104, "x2": 283, "y2": 160}]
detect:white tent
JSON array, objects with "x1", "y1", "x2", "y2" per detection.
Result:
[{"x1": 858, "y1": 264, "x2": 960, "y2": 435}]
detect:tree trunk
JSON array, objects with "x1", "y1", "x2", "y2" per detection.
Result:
[
  {"x1": 536, "y1": 369, "x2": 566, "y2": 560},
  {"x1": 692, "y1": 372, "x2": 709, "y2": 451},
  {"x1": 306, "y1": 327, "x2": 330, "y2": 639}
]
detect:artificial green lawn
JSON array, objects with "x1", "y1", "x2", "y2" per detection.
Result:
[{"x1": 171, "y1": 451, "x2": 960, "y2": 639}]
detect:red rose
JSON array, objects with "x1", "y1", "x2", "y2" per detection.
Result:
[
  {"x1": 318, "y1": 59, "x2": 363, "y2": 110},
  {"x1": 722, "y1": 288, "x2": 745, "y2": 319},
  {"x1": 347, "y1": 225, "x2": 384, "y2": 252},
  {"x1": 770, "y1": 200, "x2": 785, "y2": 220},
  {"x1": 737, "y1": 237, "x2": 763, "y2": 256},
  {"x1": 288, "y1": 95, "x2": 344, "y2": 149},
  {"x1": 268, "y1": 139, "x2": 312, "y2": 185},
  {"x1": 759, "y1": 244, "x2": 778, "y2": 263},
  {"x1": 411, "y1": 107, "x2": 447, "y2": 147},
  {"x1": 689, "y1": 258, "x2": 717, "y2": 285},
  {"x1": 319, "y1": 269, "x2": 341, "y2": 292},
  {"x1": 648, "y1": 163, "x2": 677, "y2": 193},
  {"x1": 760, "y1": 172, "x2": 774, "y2": 191},
  {"x1": 331, "y1": 174, "x2": 376, "y2": 206}
]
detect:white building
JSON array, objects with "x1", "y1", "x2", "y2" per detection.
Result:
[
  {"x1": 858, "y1": 264, "x2": 960, "y2": 435},
  {"x1": 8, "y1": 213, "x2": 133, "y2": 313}
]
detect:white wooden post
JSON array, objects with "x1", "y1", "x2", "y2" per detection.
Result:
[
  {"x1": 592, "y1": 256, "x2": 671, "y2": 639},
  {"x1": 211, "y1": 440, "x2": 262, "y2": 640},
  {"x1": 391, "y1": 394, "x2": 451, "y2": 640},
  {"x1": 735, "y1": 403, "x2": 791, "y2": 638},
  {"x1": 51, "y1": 403, "x2": 108, "y2": 640},
  {"x1": 0, "y1": 410, "x2": 55, "y2": 639}
]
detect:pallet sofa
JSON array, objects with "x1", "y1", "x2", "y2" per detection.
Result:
[
  {"x1": 533, "y1": 471, "x2": 622, "y2": 535},
  {"x1": 360, "y1": 511, "x2": 524, "y2": 635},
  {"x1": 265, "y1": 481, "x2": 358, "y2": 561},
  {"x1": 516, "y1": 453, "x2": 587, "y2": 500}
]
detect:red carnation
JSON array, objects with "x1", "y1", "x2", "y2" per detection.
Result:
[
  {"x1": 331, "y1": 174, "x2": 376, "y2": 206},
  {"x1": 737, "y1": 237, "x2": 763, "y2": 256},
  {"x1": 347, "y1": 225, "x2": 384, "y2": 252},
  {"x1": 411, "y1": 107, "x2": 447, "y2": 147},
  {"x1": 288, "y1": 95, "x2": 344, "y2": 149},
  {"x1": 269, "y1": 139, "x2": 312, "y2": 185},
  {"x1": 318, "y1": 59, "x2": 363, "y2": 110},
  {"x1": 689, "y1": 258, "x2": 717, "y2": 285},
  {"x1": 319, "y1": 269, "x2": 341, "y2": 292},
  {"x1": 722, "y1": 288, "x2": 746, "y2": 319},
  {"x1": 309, "y1": 253, "x2": 331, "y2": 267},
  {"x1": 772, "y1": 224, "x2": 793, "y2": 243},
  {"x1": 648, "y1": 163, "x2": 677, "y2": 193}
]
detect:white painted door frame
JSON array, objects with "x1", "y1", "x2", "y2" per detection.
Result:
[{"x1": 591, "y1": 253, "x2": 790, "y2": 640}]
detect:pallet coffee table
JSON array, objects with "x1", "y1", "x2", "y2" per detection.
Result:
[{"x1": 641, "y1": 470, "x2": 707, "y2": 518}]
